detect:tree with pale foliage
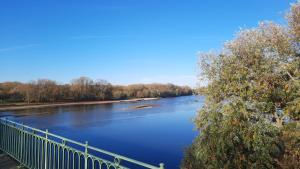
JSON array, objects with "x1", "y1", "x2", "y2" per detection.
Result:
[{"x1": 183, "y1": 2, "x2": 300, "y2": 169}]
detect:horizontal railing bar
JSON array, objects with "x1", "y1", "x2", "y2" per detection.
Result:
[
  {"x1": 3, "y1": 118, "x2": 46, "y2": 133},
  {"x1": 88, "y1": 145, "x2": 160, "y2": 169},
  {"x1": 0, "y1": 118, "x2": 163, "y2": 169},
  {"x1": 1, "y1": 118, "x2": 86, "y2": 146},
  {"x1": 3, "y1": 120, "x2": 154, "y2": 168},
  {"x1": 2, "y1": 122, "x2": 46, "y2": 140},
  {"x1": 87, "y1": 153, "x2": 130, "y2": 169}
]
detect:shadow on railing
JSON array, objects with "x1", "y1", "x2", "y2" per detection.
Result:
[{"x1": 0, "y1": 118, "x2": 164, "y2": 169}]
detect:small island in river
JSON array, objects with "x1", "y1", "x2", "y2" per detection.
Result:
[{"x1": 0, "y1": 98, "x2": 159, "y2": 111}]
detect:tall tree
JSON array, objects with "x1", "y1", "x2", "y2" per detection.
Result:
[
  {"x1": 70, "y1": 76, "x2": 94, "y2": 101},
  {"x1": 94, "y1": 79, "x2": 113, "y2": 100},
  {"x1": 182, "y1": 2, "x2": 300, "y2": 169}
]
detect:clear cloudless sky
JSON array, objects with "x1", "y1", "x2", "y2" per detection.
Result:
[{"x1": 0, "y1": 0, "x2": 296, "y2": 86}]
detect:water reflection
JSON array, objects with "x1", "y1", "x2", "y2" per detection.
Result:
[{"x1": 2, "y1": 96, "x2": 203, "y2": 169}]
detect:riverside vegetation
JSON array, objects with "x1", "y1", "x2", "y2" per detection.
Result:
[
  {"x1": 0, "y1": 77, "x2": 192, "y2": 105},
  {"x1": 182, "y1": 2, "x2": 300, "y2": 169}
]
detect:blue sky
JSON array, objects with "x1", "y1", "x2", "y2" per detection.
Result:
[{"x1": 0, "y1": 0, "x2": 295, "y2": 86}]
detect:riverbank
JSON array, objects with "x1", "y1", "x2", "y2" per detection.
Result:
[{"x1": 0, "y1": 98, "x2": 159, "y2": 111}]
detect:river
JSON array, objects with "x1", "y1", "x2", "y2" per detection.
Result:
[{"x1": 1, "y1": 95, "x2": 204, "y2": 169}]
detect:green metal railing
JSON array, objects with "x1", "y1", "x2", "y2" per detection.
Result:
[{"x1": 0, "y1": 118, "x2": 164, "y2": 169}]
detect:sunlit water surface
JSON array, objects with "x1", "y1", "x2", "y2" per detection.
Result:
[{"x1": 2, "y1": 95, "x2": 204, "y2": 168}]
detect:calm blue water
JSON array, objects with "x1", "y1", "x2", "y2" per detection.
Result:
[{"x1": 2, "y1": 95, "x2": 203, "y2": 168}]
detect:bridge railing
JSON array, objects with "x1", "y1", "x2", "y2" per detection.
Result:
[{"x1": 0, "y1": 118, "x2": 165, "y2": 169}]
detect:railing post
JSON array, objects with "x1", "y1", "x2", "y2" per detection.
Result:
[
  {"x1": 32, "y1": 130, "x2": 35, "y2": 168},
  {"x1": 84, "y1": 141, "x2": 88, "y2": 169},
  {"x1": 20, "y1": 123, "x2": 24, "y2": 162},
  {"x1": 44, "y1": 129, "x2": 49, "y2": 169},
  {"x1": 159, "y1": 163, "x2": 165, "y2": 169},
  {"x1": 0, "y1": 119, "x2": 165, "y2": 169},
  {"x1": 4, "y1": 118, "x2": 7, "y2": 152},
  {"x1": 61, "y1": 139, "x2": 66, "y2": 169},
  {"x1": 13, "y1": 123, "x2": 16, "y2": 156}
]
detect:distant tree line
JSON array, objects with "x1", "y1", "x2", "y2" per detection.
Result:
[{"x1": 0, "y1": 76, "x2": 193, "y2": 104}]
